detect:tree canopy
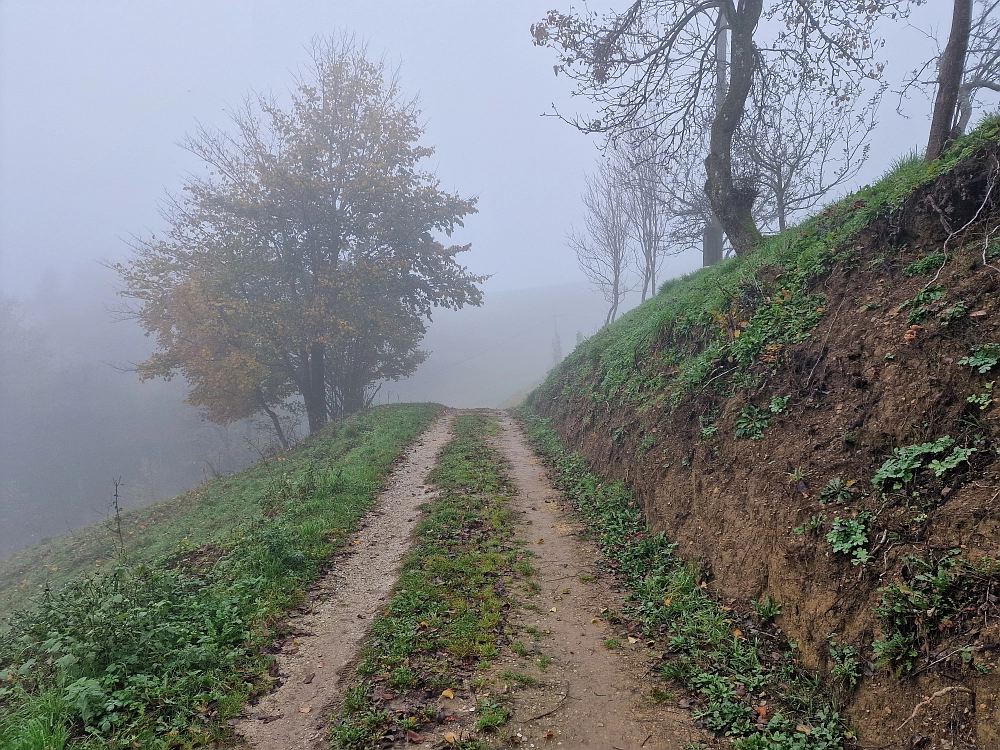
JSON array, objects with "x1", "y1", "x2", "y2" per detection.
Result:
[{"x1": 117, "y1": 36, "x2": 483, "y2": 441}]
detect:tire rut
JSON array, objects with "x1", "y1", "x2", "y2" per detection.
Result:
[
  {"x1": 235, "y1": 411, "x2": 455, "y2": 750},
  {"x1": 491, "y1": 411, "x2": 717, "y2": 750}
]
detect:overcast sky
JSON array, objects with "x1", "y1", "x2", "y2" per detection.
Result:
[{"x1": 0, "y1": 1, "x2": 985, "y2": 298}]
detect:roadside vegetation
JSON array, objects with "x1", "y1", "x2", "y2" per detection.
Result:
[
  {"x1": 518, "y1": 410, "x2": 850, "y2": 750},
  {"x1": 542, "y1": 118, "x2": 1000, "y2": 415},
  {"x1": 0, "y1": 403, "x2": 440, "y2": 750},
  {"x1": 333, "y1": 413, "x2": 526, "y2": 750}
]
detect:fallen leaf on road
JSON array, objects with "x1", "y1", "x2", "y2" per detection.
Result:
[
  {"x1": 543, "y1": 729, "x2": 555, "y2": 739},
  {"x1": 591, "y1": 617, "x2": 600, "y2": 624},
  {"x1": 441, "y1": 689, "x2": 455, "y2": 699},
  {"x1": 298, "y1": 706, "x2": 311, "y2": 714},
  {"x1": 444, "y1": 732, "x2": 458, "y2": 744},
  {"x1": 303, "y1": 673, "x2": 315, "y2": 684},
  {"x1": 405, "y1": 729, "x2": 424, "y2": 743},
  {"x1": 537, "y1": 538, "x2": 544, "y2": 544},
  {"x1": 627, "y1": 636, "x2": 638, "y2": 644},
  {"x1": 549, "y1": 607, "x2": 557, "y2": 612}
]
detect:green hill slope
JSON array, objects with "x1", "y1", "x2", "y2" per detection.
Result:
[
  {"x1": 526, "y1": 118, "x2": 1000, "y2": 748},
  {"x1": 0, "y1": 403, "x2": 440, "y2": 750}
]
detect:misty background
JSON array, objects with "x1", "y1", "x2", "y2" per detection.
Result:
[{"x1": 0, "y1": 1, "x2": 976, "y2": 557}]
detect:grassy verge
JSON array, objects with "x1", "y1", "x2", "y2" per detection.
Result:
[
  {"x1": 0, "y1": 403, "x2": 441, "y2": 750},
  {"x1": 517, "y1": 409, "x2": 851, "y2": 750},
  {"x1": 0, "y1": 408, "x2": 436, "y2": 618},
  {"x1": 332, "y1": 412, "x2": 526, "y2": 750}
]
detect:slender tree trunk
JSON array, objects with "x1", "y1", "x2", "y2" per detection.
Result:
[
  {"x1": 776, "y1": 175, "x2": 787, "y2": 232},
  {"x1": 304, "y1": 342, "x2": 327, "y2": 433},
  {"x1": 703, "y1": 6, "x2": 729, "y2": 268},
  {"x1": 704, "y1": 0, "x2": 764, "y2": 256},
  {"x1": 260, "y1": 400, "x2": 290, "y2": 450},
  {"x1": 926, "y1": 0, "x2": 973, "y2": 161}
]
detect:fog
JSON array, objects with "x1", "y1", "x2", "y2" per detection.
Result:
[{"x1": 0, "y1": 1, "x2": 981, "y2": 557}]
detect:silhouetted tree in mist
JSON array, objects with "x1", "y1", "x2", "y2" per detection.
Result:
[{"x1": 116, "y1": 36, "x2": 483, "y2": 437}]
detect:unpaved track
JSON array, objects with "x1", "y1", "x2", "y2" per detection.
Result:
[
  {"x1": 493, "y1": 411, "x2": 715, "y2": 750},
  {"x1": 236, "y1": 412, "x2": 454, "y2": 750}
]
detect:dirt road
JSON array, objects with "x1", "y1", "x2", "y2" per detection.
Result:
[
  {"x1": 236, "y1": 409, "x2": 710, "y2": 749},
  {"x1": 491, "y1": 412, "x2": 713, "y2": 750}
]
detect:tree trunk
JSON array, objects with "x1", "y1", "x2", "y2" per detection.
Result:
[
  {"x1": 704, "y1": 0, "x2": 764, "y2": 256},
  {"x1": 261, "y1": 401, "x2": 290, "y2": 450},
  {"x1": 926, "y1": 0, "x2": 973, "y2": 161},
  {"x1": 304, "y1": 342, "x2": 327, "y2": 433}
]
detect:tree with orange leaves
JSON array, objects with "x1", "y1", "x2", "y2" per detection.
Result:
[{"x1": 116, "y1": 36, "x2": 482, "y2": 443}]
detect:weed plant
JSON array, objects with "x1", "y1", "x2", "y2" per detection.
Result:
[
  {"x1": 873, "y1": 550, "x2": 1000, "y2": 675},
  {"x1": 517, "y1": 410, "x2": 850, "y2": 750},
  {"x1": 0, "y1": 404, "x2": 440, "y2": 750},
  {"x1": 872, "y1": 437, "x2": 974, "y2": 490},
  {"x1": 332, "y1": 413, "x2": 523, "y2": 748}
]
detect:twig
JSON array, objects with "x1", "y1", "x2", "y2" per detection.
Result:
[
  {"x1": 897, "y1": 686, "x2": 972, "y2": 730},
  {"x1": 805, "y1": 298, "x2": 847, "y2": 389},
  {"x1": 910, "y1": 644, "x2": 981, "y2": 678},
  {"x1": 525, "y1": 683, "x2": 570, "y2": 722}
]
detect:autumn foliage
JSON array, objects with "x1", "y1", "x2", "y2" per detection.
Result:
[{"x1": 117, "y1": 37, "x2": 482, "y2": 442}]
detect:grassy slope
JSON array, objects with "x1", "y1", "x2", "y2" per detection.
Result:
[
  {"x1": 0, "y1": 403, "x2": 441, "y2": 750},
  {"x1": 0, "y1": 406, "x2": 435, "y2": 617},
  {"x1": 542, "y1": 118, "x2": 999, "y2": 414},
  {"x1": 525, "y1": 117, "x2": 1000, "y2": 747}
]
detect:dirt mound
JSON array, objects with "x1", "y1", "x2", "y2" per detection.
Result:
[{"x1": 529, "y1": 127, "x2": 1000, "y2": 749}]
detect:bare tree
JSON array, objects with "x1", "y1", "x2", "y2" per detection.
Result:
[
  {"x1": 614, "y1": 138, "x2": 673, "y2": 300},
  {"x1": 898, "y1": 1, "x2": 1000, "y2": 153},
  {"x1": 742, "y1": 69, "x2": 877, "y2": 231},
  {"x1": 927, "y1": 0, "x2": 974, "y2": 159},
  {"x1": 568, "y1": 158, "x2": 635, "y2": 326},
  {"x1": 532, "y1": 0, "x2": 913, "y2": 256}
]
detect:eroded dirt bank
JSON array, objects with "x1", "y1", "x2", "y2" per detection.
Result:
[
  {"x1": 529, "y1": 143, "x2": 1000, "y2": 749},
  {"x1": 235, "y1": 412, "x2": 454, "y2": 750}
]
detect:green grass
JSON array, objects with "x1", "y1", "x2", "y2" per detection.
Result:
[
  {"x1": 332, "y1": 413, "x2": 523, "y2": 749},
  {"x1": 517, "y1": 409, "x2": 850, "y2": 750},
  {"x1": 0, "y1": 406, "x2": 437, "y2": 618},
  {"x1": 0, "y1": 403, "x2": 441, "y2": 750},
  {"x1": 528, "y1": 115, "x2": 1000, "y2": 415}
]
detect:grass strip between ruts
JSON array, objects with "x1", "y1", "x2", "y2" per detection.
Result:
[
  {"x1": 516, "y1": 409, "x2": 854, "y2": 750},
  {"x1": 332, "y1": 412, "x2": 528, "y2": 750},
  {"x1": 0, "y1": 403, "x2": 441, "y2": 750}
]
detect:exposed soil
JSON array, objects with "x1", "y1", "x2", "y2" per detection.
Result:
[
  {"x1": 491, "y1": 411, "x2": 716, "y2": 750},
  {"x1": 530, "y1": 144, "x2": 1000, "y2": 748},
  {"x1": 235, "y1": 412, "x2": 455, "y2": 750}
]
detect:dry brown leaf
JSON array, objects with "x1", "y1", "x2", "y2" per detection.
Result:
[
  {"x1": 444, "y1": 732, "x2": 458, "y2": 744},
  {"x1": 298, "y1": 706, "x2": 311, "y2": 714}
]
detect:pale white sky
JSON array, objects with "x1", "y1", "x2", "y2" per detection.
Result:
[{"x1": 0, "y1": 1, "x2": 985, "y2": 296}]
